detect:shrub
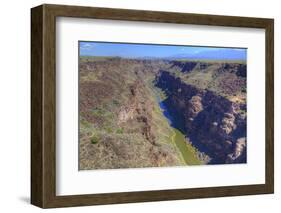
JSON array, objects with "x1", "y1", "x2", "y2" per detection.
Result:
[
  {"x1": 112, "y1": 99, "x2": 119, "y2": 106},
  {"x1": 90, "y1": 135, "x2": 99, "y2": 144}
]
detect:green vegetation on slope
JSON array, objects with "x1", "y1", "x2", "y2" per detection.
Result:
[{"x1": 172, "y1": 129, "x2": 202, "y2": 165}]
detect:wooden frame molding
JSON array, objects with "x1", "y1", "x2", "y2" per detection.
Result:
[{"x1": 31, "y1": 4, "x2": 274, "y2": 208}]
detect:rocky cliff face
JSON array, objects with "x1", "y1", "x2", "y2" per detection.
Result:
[
  {"x1": 155, "y1": 70, "x2": 246, "y2": 164},
  {"x1": 218, "y1": 63, "x2": 247, "y2": 78},
  {"x1": 117, "y1": 80, "x2": 157, "y2": 146},
  {"x1": 170, "y1": 61, "x2": 199, "y2": 73}
]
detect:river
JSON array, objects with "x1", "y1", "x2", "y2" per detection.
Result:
[{"x1": 158, "y1": 96, "x2": 202, "y2": 165}]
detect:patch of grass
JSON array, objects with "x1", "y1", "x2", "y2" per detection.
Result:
[
  {"x1": 91, "y1": 107, "x2": 114, "y2": 119},
  {"x1": 116, "y1": 128, "x2": 124, "y2": 134},
  {"x1": 79, "y1": 56, "x2": 121, "y2": 62},
  {"x1": 173, "y1": 129, "x2": 202, "y2": 165},
  {"x1": 80, "y1": 118, "x2": 92, "y2": 129},
  {"x1": 80, "y1": 72, "x2": 99, "y2": 82},
  {"x1": 105, "y1": 127, "x2": 113, "y2": 133},
  {"x1": 91, "y1": 108, "x2": 105, "y2": 116},
  {"x1": 174, "y1": 59, "x2": 246, "y2": 64}
]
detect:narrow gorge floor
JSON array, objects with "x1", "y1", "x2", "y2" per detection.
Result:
[{"x1": 153, "y1": 88, "x2": 203, "y2": 165}]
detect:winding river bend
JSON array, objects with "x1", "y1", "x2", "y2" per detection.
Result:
[{"x1": 157, "y1": 95, "x2": 202, "y2": 165}]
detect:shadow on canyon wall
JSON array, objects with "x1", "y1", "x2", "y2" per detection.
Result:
[{"x1": 155, "y1": 69, "x2": 247, "y2": 164}]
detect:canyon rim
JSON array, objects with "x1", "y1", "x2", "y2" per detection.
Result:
[{"x1": 79, "y1": 41, "x2": 247, "y2": 170}]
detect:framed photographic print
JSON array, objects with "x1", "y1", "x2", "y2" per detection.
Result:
[{"x1": 31, "y1": 4, "x2": 274, "y2": 208}]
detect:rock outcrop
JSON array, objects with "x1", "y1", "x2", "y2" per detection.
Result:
[{"x1": 170, "y1": 61, "x2": 198, "y2": 73}]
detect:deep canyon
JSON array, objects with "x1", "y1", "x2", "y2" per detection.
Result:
[{"x1": 79, "y1": 57, "x2": 247, "y2": 169}]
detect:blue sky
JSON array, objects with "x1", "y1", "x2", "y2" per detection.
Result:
[{"x1": 79, "y1": 41, "x2": 247, "y2": 60}]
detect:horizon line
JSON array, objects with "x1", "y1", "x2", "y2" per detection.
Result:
[{"x1": 79, "y1": 55, "x2": 247, "y2": 61}]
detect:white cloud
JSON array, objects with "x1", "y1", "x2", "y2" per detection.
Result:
[
  {"x1": 180, "y1": 47, "x2": 214, "y2": 54},
  {"x1": 233, "y1": 48, "x2": 246, "y2": 52},
  {"x1": 80, "y1": 43, "x2": 96, "y2": 50}
]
